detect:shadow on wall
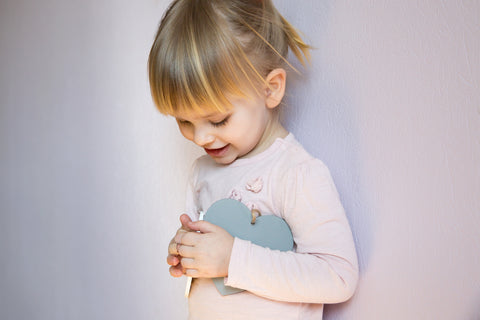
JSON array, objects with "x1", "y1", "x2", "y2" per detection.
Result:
[
  {"x1": 277, "y1": 1, "x2": 373, "y2": 315},
  {"x1": 283, "y1": 50, "x2": 373, "y2": 320},
  {"x1": 283, "y1": 62, "x2": 374, "y2": 273}
]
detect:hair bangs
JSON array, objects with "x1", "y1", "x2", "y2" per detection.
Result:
[{"x1": 149, "y1": 1, "x2": 263, "y2": 116}]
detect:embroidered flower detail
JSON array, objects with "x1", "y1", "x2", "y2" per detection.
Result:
[
  {"x1": 228, "y1": 189, "x2": 242, "y2": 201},
  {"x1": 245, "y1": 177, "x2": 263, "y2": 193}
]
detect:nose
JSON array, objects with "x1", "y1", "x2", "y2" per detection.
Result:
[{"x1": 193, "y1": 126, "x2": 215, "y2": 147}]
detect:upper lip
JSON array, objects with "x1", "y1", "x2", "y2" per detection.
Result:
[{"x1": 204, "y1": 145, "x2": 227, "y2": 151}]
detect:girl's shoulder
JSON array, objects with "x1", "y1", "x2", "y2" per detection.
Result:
[
  {"x1": 274, "y1": 135, "x2": 338, "y2": 193},
  {"x1": 276, "y1": 134, "x2": 329, "y2": 172}
]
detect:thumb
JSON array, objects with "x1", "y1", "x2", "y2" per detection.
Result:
[
  {"x1": 179, "y1": 214, "x2": 193, "y2": 231},
  {"x1": 187, "y1": 220, "x2": 218, "y2": 233}
]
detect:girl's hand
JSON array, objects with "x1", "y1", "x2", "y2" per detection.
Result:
[
  {"x1": 175, "y1": 221, "x2": 234, "y2": 278},
  {"x1": 167, "y1": 214, "x2": 194, "y2": 277}
]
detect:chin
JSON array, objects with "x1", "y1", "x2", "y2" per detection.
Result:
[{"x1": 212, "y1": 155, "x2": 237, "y2": 165}]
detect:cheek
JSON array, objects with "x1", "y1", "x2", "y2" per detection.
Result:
[
  {"x1": 229, "y1": 114, "x2": 263, "y2": 143},
  {"x1": 178, "y1": 125, "x2": 194, "y2": 141},
  {"x1": 239, "y1": 109, "x2": 267, "y2": 135}
]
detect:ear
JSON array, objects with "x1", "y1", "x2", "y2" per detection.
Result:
[{"x1": 264, "y1": 68, "x2": 286, "y2": 110}]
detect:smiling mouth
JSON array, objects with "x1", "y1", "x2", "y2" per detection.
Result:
[{"x1": 204, "y1": 145, "x2": 230, "y2": 157}]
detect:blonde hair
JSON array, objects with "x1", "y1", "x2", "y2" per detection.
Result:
[{"x1": 148, "y1": 0, "x2": 310, "y2": 115}]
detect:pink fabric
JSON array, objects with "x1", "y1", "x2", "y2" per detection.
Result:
[{"x1": 185, "y1": 134, "x2": 358, "y2": 320}]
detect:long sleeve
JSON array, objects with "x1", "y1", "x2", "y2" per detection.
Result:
[{"x1": 225, "y1": 159, "x2": 358, "y2": 303}]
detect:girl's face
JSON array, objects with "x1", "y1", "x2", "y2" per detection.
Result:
[{"x1": 173, "y1": 91, "x2": 273, "y2": 165}]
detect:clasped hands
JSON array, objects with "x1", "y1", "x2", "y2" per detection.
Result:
[{"x1": 167, "y1": 214, "x2": 234, "y2": 279}]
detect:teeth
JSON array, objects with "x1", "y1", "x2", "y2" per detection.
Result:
[{"x1": 208, "y1": 145, "x2": 226, "y2": 151}]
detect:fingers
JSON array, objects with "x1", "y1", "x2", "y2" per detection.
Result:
[
  {"x1": 167, "y1": 248, "x2": 185, "y2": 277},
  {"x1": 185, "y1": 268, "x2": 199, "y2": 278},
  {"x1": 169, "y1": 264, "x2": 198, "y2": 278},
  {"x1": 179, "y1": 214, "x2": 193, "y2": 231},
  {"x1": 186, "y1": 220, "x2": 217, "y2": 233},
  {"x1": 167, "y1": 216, "x2": 224, "y2": 279},
  {"x1": 166, "y1": 214, "x2": 196, "y2": 279},
  {"x1": 169, "y1": 264, "x2": 184, "y2": 278},
  {"x1": 169, "y1": 227, "x2": 189, "y2": 255},
  {"x1": 180, "y1": 257, "x2": 199, "y2": 278},
  {"x1": 168, "y1": 240, "x2": 179, "y2": 256},
  {"x1": 174, "y1": 222, "x2": 225, "y2": 248},
  {"x1": 169, "y1": 256, "x2": 197, "y2": 278},
  {"x1": 176, "y1": 243, "x2": 196, "y2": 258},
  {"x1": 167, "y1": 253, "x2": 180, "y2": 266},
  {"x1": 174, "y1": 230, "x2": 203, "y2": 247},
  {"x1": 180, "y1": 257, "x2": 195, "y2": 269}
]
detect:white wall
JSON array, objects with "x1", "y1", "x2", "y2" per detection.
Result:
[
  {"x1": 275, "y1": 1, "x2": 480, "y2": 319},
  {"x1": 0, "y1": 1, "x2": 478, "y2": 320},
  {"x1": 1, "y1": 0, "x2": 195, "y2": 319}
]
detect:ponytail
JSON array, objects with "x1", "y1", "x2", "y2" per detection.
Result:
[{"x1": 279, "y1": 15, "x2": 311, "y2": 68}]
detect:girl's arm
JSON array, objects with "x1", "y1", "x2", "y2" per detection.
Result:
[{"x1": 225, "y1": 160, "x2": 359, "y2": 304}]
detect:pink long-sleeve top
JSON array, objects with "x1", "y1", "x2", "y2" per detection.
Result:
[{"x1": 185, "y1": 134, "x2": 358, "y2": 320}]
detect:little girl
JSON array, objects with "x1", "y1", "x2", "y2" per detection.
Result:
[{"x1": 148, "y1": 1, "x2": 358, "y2": 319}]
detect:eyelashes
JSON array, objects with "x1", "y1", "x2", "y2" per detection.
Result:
[
  {"x1": 211, "y1": 116, "x2": 230, "y2": 128},
  {"x1": 176, "y1": 115, "x2": 231, "y2": 128}
]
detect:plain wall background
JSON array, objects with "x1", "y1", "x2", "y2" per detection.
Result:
[{"x1": 1, "y1": 1, "x2": 479, "y2": 319}]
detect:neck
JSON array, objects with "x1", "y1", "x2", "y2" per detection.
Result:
[{"x1": 241, "y1": 117, "x2": 288, "y2": 159}]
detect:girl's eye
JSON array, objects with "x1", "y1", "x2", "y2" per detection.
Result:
[{"x1": 211, "y1": 116, "x2": 230, "y2": 128}]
